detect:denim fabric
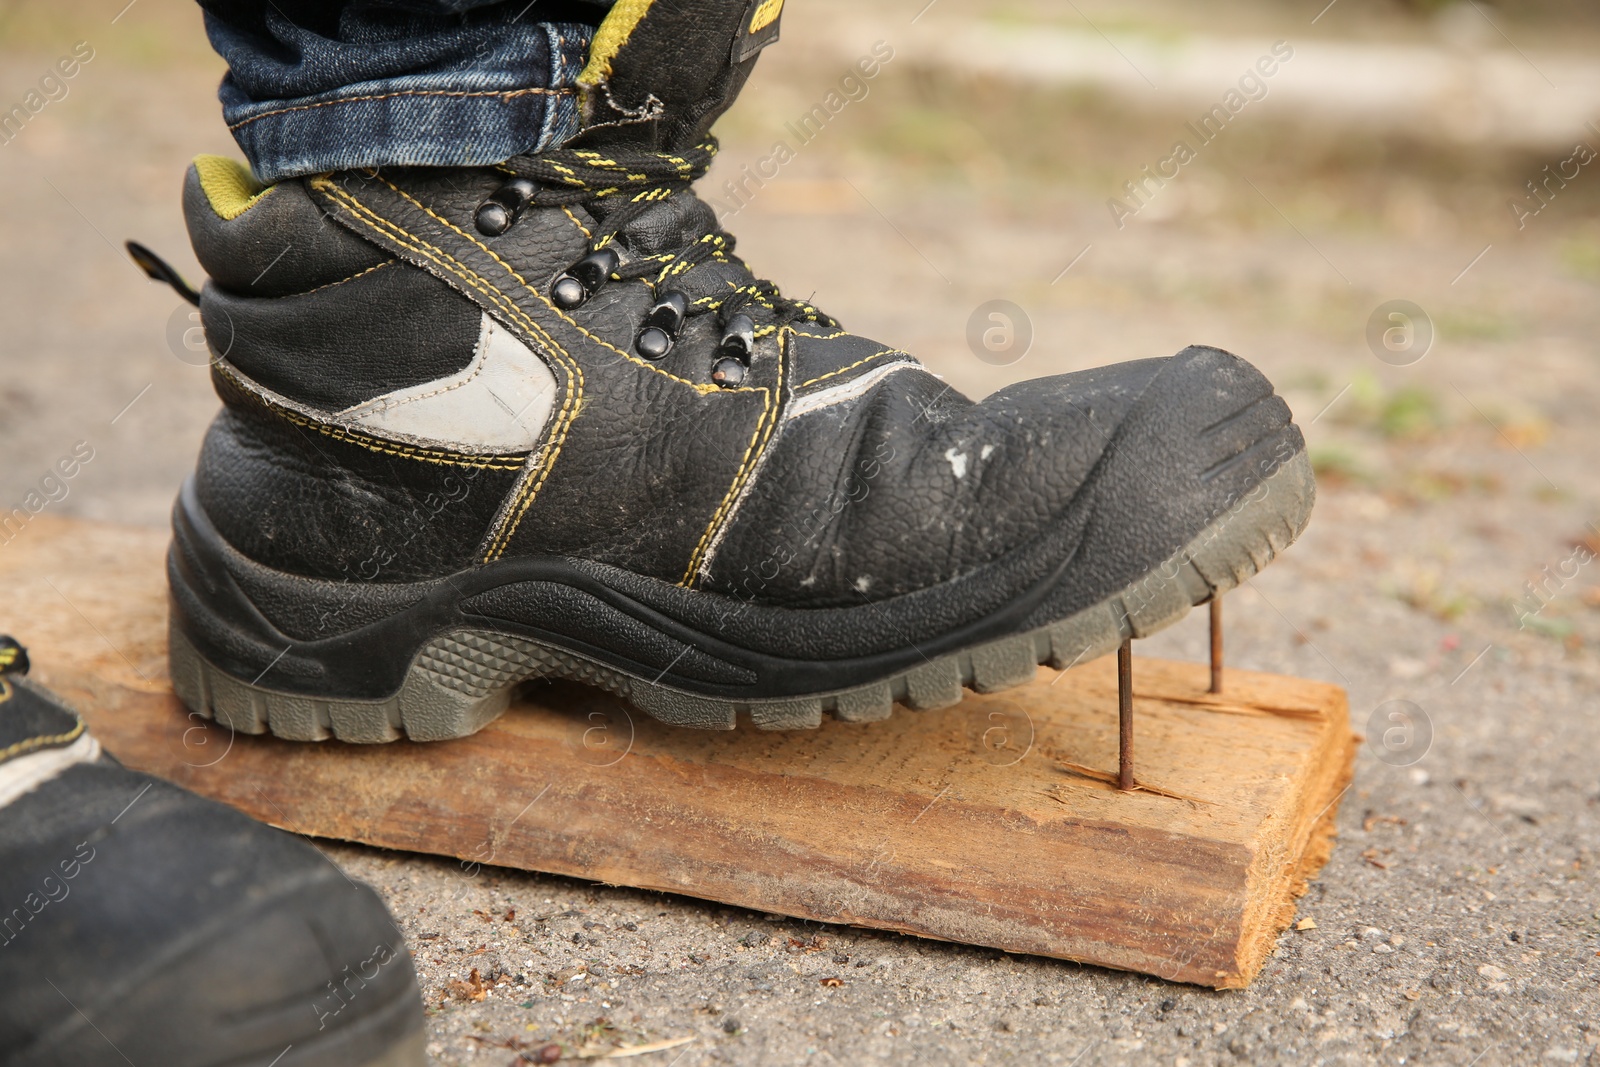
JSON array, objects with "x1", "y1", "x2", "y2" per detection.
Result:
[{"x1": 200, "y1": 1, "x2": 609, "y2": 182}]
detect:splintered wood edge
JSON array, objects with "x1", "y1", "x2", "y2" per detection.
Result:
[{"x1": 1222, "y1": 692, "x2": 1357, "y2": 989}]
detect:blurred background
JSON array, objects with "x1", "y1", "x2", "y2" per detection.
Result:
[{"x1": 2, "y1": 1, "x2": 1598, "y2": 1063}]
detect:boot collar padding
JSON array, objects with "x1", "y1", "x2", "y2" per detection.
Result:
[{"x1": 193, "y1": 154, "x2": 275, "y2": 221}]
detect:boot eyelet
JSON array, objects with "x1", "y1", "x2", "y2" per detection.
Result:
[
  {"x1": 552, "y1": 275, "x2": 587, "y2": 309},
  {"x1": 711, "y1": 356, "x2": 747, "y2": 387},
  {"x1": 551, "y1": 248, "x2": 620, "y2": 310},
  {"x1": 634, "y1": 291, "x2": 689, "y2": 360},
  {"x1": 475, "y1": 178, "x2": 537, "y2": 236},
  {"x1": 716, "y1": 314, "x2": 755, "y2": 362},
  {"x1": 721, "y1": 313, "x2": 755, "y2": 354},
  {"x1": 637, "y1": 327, "x2": 672, "y2": 360},
  {"x1": 710, "y1": 313, "x2": 756, "y2": 387}
]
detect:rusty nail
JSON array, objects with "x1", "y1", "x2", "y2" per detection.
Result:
[
  {"x1": 1118, "y1": 637, "x2": 1134, "y2": 791},
  {"x1": 1209, "y1": 596, "x2": 1223, "y2": 695}
]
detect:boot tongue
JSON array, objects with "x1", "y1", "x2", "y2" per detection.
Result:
[{"x1": 575, "y1": 0, "x2": 784, "y2": 150}]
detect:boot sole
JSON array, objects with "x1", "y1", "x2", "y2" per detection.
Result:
[{"x1": 167, "y1": 451, "x2": 1313, "y2": 740}]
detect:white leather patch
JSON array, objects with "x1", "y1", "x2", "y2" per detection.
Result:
[
  {"x1": 338, "y1": 314, "x2": 558, "y2": 454},
  {"x1": 784, "y1": 360, "x2": 915, "y2": 421},
  {"x1": 0, "y1": 732, "x2": 101, "y2": 813}
]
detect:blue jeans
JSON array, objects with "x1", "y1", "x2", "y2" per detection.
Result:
[{"x1": 200, "y1": 1, "x2": 612, "y2": 182}]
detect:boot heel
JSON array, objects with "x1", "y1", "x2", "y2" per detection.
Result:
[{"x1": 169, "y1": 625, "x2": 511, "y2": 743}]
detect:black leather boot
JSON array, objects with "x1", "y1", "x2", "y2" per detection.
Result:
[
  {"x1": 0, "y1": 639, "x2": 428, "y2": 1066},
  {"x1": 150, "y1": 0, "x2": 1313, "y2": 740}
]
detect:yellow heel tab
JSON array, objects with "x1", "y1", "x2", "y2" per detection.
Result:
[{"x1": 192, "y1": 154, "x2": 274, "y2": 221}]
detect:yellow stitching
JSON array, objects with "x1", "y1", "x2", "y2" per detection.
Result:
[
  {"x1": 311, "y1": 182, "x2": 583, "y2": 558},
  {"x1": 680, "y1": 332, "x2": 786, "y2": 585},
  {"x1": 315, "y1": 181, "x2": 594, "y2": 560},
  {"x1": 222, "y1": 365, "x2": 524, "y2": 469},
  {"x1": 315, "y1": 183, "x2": 563, "y2": 354},
  {"x1": 219, "y1": 364, "x2": 525, "y2": 471},
  {"x1": 797, "y1": 349, "x2": 910, "y2": 389},
  {"x1": 353, "y1": 175, "x2": 784, "y2": 566},
  {"x1": 561, "y1": 206, "x2": 593, "y2": 239},
  {"x1": 314, "y1": 176, "x2": 795, "y2": 563},
  {"x1": 377, "y1": 177, "x2": 734, "y2": 395},
  {"x1": 285, "y1": 258, "x2": 395, "y2": 299},
  {"x1": 0, "y1": 718, "x2": 86, "y2": 762},
  {"x1": 239, "y1": 386, "x2": 526, "y2": 469},
  {"x1": 228, "y1": 87, "x2": 574, "y2": 132},
  {"x1": 681, "y1": 328, "x2": 789, "y2": 586}
]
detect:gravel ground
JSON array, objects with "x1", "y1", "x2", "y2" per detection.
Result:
[{"x1": 2, "y1": 1, "x2": 1598, "y2": 1064}]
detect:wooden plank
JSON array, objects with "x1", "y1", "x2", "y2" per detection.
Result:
[{"x1": 0, "y1": 517, "x2": 1354, "y2": 988}]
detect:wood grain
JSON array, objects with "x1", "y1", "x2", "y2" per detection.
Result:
[{"x1": 0, "y1": 516, "x2": 1355, "y2": 988}]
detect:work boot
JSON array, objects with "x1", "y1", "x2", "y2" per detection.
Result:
[
  {"x1": 146, "y1": 0, "x2": 1313, "y2": 740},
  {"x1": 0, "y1": 638, "x2": 429, "y2": 1066}
]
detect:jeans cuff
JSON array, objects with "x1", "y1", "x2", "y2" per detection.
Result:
[{"x1": 225, "y1": 22, "x2": 592, "y2": 183}]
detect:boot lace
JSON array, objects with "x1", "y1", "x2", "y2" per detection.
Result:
[{"x1": 473, "y1": 137, "x2": 837, "y2": 386}]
